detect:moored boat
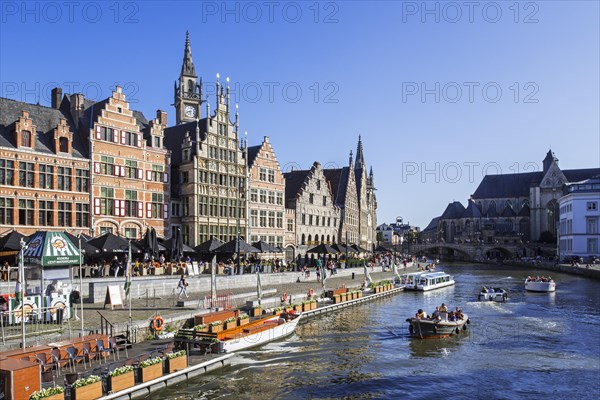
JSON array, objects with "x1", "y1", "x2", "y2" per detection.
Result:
[
  {"x1": 407, "y1": 312, "x2": 470, "y2": 339},
  {"x1": 525, "y1": 276, "x2": 556, "y2": 292},
  {"x1": 404, "y1": 271, "x2": 455, "y2": 291},
  {"x1": 478, "y1": 287, "x2": 508, "y2": 302}
]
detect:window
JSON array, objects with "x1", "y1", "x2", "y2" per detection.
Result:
[
  {"x1": 250, "y1": 189, "x2": 258, "y2": 202},
  {"x1": 587, "y1": 202, "x2": 598, "y2": 211},
  {"x1": 315, "y1": 216, "x2": 319, "y2": 226},
  {"x1": 323, "y1": 196, "x2": 327, "y2": 206},
  {"x1": 302, "y1": 214, "x2": 306, "y2": 224},
  {"x1": 151, "y1": 165, "x2": 164, "y2": 182},
  {"x1": 587, "y1": 238, "x2": 598, "y2": 254},
  {"x1": 124, "y1": 227, "x2": 137, "y2": 239},
  {"x1": 260, "y1": 210, "x2": 267, "y2": 227},
  {"x1": 268, "y1": 191, "x2": 275, "y2": 204},
  {"x1": 57, "y1": 166, "x2": 72, "y2": 191},
  {"x1": 209, "y1": 197, "x2": 217, "y2": 216},
  {"x1": 0, "y1": 160, "x2": 14, "y2": 185},
  {"x1": 250, "y1": 210, "x2": 258, "y2": 227},
  {"x1": 100, "y1": 156, "x2": 115, "y2": 175},
  {"x1": 276, "y1": 192, "x2": 283, "y2": 205},
  {"x1": 301, "y1": 234, "x2": 306, "y2": 245},
  {"x1": 287, "y1": 218, "x2": 293, "y2": 232},
  {"x1": 59, "y1": 137, "x2": 69, "y2": 153},
  {"x1": 38, "y1": 201, "x2": 54, "y2": 226},
  {"x1": 21, "y1": 130, "x2": 32, "y2": 147},
  {"x1": 218, "y1": 123, "x2": 227, "y2": 135},
  {"x1": 259, "y1": 168, "x2": 267, "y2": 181},
  {"x1": 58, "y1": 202, "x2": 72, "y2": 226},
  {"x1": 122, "y1": 131, "x2": 138, "y2": 146},
  {"x1": 99, "y1": 226, "x2": 113, "y2": 235},
  {"x1": 125, "y1": 160, "x2": 138, "y2": 179},
  {"x1": 76, "y1": 203, "x2": 89, "y2": 227},
  {"x1": 100, "y1": 187, "x2": 115, "y2": 215},
  {"x1": 309, "y1": 193, "x2": 314, "y2": 204},
  {"x1": 316, "y1": 180, "x2": 321, "y2": 190},
  {"x1": 19, "y1": 162, "x2": 34, "y2": 188},
  {"x1": 39, "y1": 165, "x2": 54, "y2": 189},
  {"x1": 100, "y1": 127, "x2": 114, "y2": 142},
  {"x1": 199, "y1": 196, "x2": 208, "y2": 216},
  {"x1": 125, "y1": 190, "x2": 138, "y2": 217},
  {"x1": 268, "y1": 211, "x2": 275, "y2": 228},
  {"x1": 268, "y1": 169, "x2": 275, "y2": 183},
  {"x1": 0, "y1": 198, "x2": 14, "y2": 224},
  {"x1": 76, "y1": 169, "x2": 89, "y2": 192},
  {"x1": 150, "y1": 193, "x2": 163, "y2": 218},
  {"x1": 259, "y1": 190, "x2": 267, "y2": 203},
  {"x1": 276, "y1": 212, "x2": 283, "y2": 228},
  {"x1": 18, "y1": 199, "x2": 34, "y2": 225},
  {"x1": 309, "y1": 215, "x2": 313, "y2": 225},
  {"x1": 587, "y1": 218, "x2": 598, "y2": 234}
]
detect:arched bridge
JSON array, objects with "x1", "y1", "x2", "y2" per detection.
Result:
[{"x1": 390, "y1": 242, "x2": 540, "y2": 261}]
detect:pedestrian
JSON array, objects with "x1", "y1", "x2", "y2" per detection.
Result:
[
  {"x1": 316, "y1": 267, "x2": 321, "y2": 282},
  {"x1": 15, "y1": 276, "x2": 22, "y2": 304},
  {"x1": 177, "y1": 274, "x2": 189, "y2": 299}
]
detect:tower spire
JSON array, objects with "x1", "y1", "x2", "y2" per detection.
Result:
[
  {"x1": 181, "y1": 31, "x2": 196, "y2": 77},
  {"x1": 355, "y1": 135, "x2": 365, "y2": 169}
]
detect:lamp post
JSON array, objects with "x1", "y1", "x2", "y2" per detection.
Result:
[
  {"x1": 19, "y1": 237, "x2": 26, "y2": 348},
  {"x1": 78, "y1": 235, "x2": 85, "y2": 336}
]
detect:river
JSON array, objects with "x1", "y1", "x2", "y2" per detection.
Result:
[{"x1": 155, "y1": 264, "x2": 600, "y2": 399}]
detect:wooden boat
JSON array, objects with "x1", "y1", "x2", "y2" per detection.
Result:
[
  {"x1": 407, "y1": 313, "x2": 470, "y2": 339},
  {"x1": 478, "y1": 287, "x2": 508, "y2": 302},
  {"x1": 525, "y1": 277, "x2": 556, "y2": 292},
  {"x1": 404, "y1": 271, "x2": 455, "y2": 291}
]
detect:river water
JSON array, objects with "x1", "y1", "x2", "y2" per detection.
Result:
[{"x1": 156, "y1": 264, "x2": 600, "y2": 399}]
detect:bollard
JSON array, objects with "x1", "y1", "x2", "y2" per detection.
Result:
[
  {"x1": 153, "y1": 288, "x2": 156, "y2": 308},
  {"x1": 352, "y1": 272, "x2": 355, "y2": 279}
]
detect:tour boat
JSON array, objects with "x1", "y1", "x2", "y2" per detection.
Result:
[
  {"x1": 403, "y1": 271, "x2": 455, "y2": 291},
  {"x1": 525, "y1": 277, "x2": 556, "y2": 292},
  {"x1": 218, "y1": 313, "x2": 303, "y2": 353},
  {"x1": 397, "y1": 272, "x2": 425, "y2": 288},
  {"x1": 407, "y1": 313, "x2": 470, "y2": 339},
  {"x1": 478, "y1": 287, "x2": 508, "y2": 302}
]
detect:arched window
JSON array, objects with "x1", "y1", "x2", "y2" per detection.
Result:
[
  {"x1": 307, "y1": 234, "x2": 312, "y2": 244},
  {"x1": 187, "y1": 79, "x2": 194, "y2": 94},
  {"x1": 301, "y1": 234, "x2": 306, "y2": 245},
  {"x1": 320, "y1": 234, "x2": 325, "y2": 243},
  {"x1": 59, "y1": 137, "x2": 69, "y2": 153},
  {"x1": 326, "y1": 234, "x2": 330, "y2": 243},
  {"x1": 488, "y1": 201, "x2": 496, "y2": 214},
  {"x1": 505, "y1": 200, "x2": 512, "y2": 209},
  {"x1": 21, "y1": 130, "x2": 31, "y2": 147}
]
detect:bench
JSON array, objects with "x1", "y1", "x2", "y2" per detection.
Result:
[
  {"x1": 194, "y1": 310, "x2": 240, "y2": 326},
  {"x1": 243, "y1": 321, "x2": 279, "y2": 335}
]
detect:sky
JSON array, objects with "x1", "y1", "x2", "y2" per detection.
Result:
[{"x1": 1, "y1": 1, "x2": 598, "y2": 228}]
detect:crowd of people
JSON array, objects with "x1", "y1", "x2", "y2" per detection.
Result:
[{"x1": 415, "y1": 303, "x2": 464, "y2": 322}]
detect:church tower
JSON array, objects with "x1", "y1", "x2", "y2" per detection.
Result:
[{"x1": 174, "y1": 31, "x2": 202, "y2": 124}]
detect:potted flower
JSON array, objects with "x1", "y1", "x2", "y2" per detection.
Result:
[
  {"x1": 29, "y1": 387, "x2": 65, "y2": 400},
  {"x1": 340, "y1": 292, "x2": 347, "y2": 302},
  {"x1": 165, "y1": 350, "x2": 187, "y2": 373},
  {"x1": 333, "y1": 294, "x2": 341, "y2": 304},
  {"x1": 108, "y1": 365, "x2": 135, "y2": 392},
  {"x1": 238, "y1": 313, "x2": 250, "y2": 326},
  {"x1": 210, "y1": 338, "x2": 224, "y2": 354},
  {"x1": 224, "y1": 316, "x2": 237, "y2": 330},
  {"x1": 293, "y1": 303, "x2": 302, "y2": 312},
  {"x1": 273, "y1": 307, "x2": 283, "y2": 316},
  {"x1": 251, "y1": 306, "x2": 262, "y2": 317},
  {"x1": 209, "y1": 320, "x2": 223, "y2": 333},
  {"x1": 310, "y1": 299, "x2": 317, "y2": 310},
  {"x1": 194, "y1": 323, "x2": 209, "y2": 333},
  {"x1": 71, "y1": 375, "x2": 102, "y2": 400},
  {"x1": 138, "y1": 356, "x2": 163, "y2": 383}
]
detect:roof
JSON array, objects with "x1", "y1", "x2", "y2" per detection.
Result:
[
  {"x1": 323, "y1": 168, "x2": 350, "y2": 206},
  {"x1": 518, "y1": 203, "x2": 530, "y2": 217},
  {"x1": 0, "y1": 97, "x2": 87, "y2": 158},
  {"x1": 463, "y1": 200, "x2": 482, "y2": 219},
  {"x1": 246, "y1": 145, "x2": 261, "y2": 168},
  {"x1": 283, "y1": 169, "x2": 311, "y2": 205},
  {"x1": 163, "y1": 119, "x2": 206, "y2": 164},
  {"x1": 440, "y1": 201, "x2": 466, "y2": 220},
  {"x1": 422, "y1": 217, "x2": 441, "y2": 232},
  {"x1": 500, "y1": 204, "x2": 517, "y2": 218}
]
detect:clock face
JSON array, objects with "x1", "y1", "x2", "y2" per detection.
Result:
[{"x1": 185, "y1": 106, "x2": 196, "y2": 118}]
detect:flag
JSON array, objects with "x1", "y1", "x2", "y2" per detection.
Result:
[
  {"x1": 257, "y1": 272, "x2": 263, "y2": 305},
  {"x1": 124, "y1": 240, "x2": 132, "y2": 298}
]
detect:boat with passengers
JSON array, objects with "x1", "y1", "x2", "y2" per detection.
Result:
[
  {"x1": 406, "y1": 307, "x2": 470, "y2": 338},
  {"x1": 525, "y1": 276, "x2": 556, "y2": 292},
  {"x1": 403, "y1": 271, "x2": 455, "y2": 291}
]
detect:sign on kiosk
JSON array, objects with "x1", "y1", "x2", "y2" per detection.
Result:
[{"x1": 103, "y1": 285, "x2": 124, "y2": 310}]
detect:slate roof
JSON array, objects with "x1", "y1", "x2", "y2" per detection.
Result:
[
  {"x1": 422, "y1": 217, "x2": 441, "y2": 232},
  {"x1": 463, "y1": 200, "x2": 483, "y2": 218},
  {"x1": 163, "y1": 119, "x2": 206, "y2": 165},
  {"x1": 440, "y1": 201, "x2": 466, "y2": 220},
  {"x1": 323, "y1": 168, "x2": 350, "y2": 206},
  {"x1": 283, "y1": 169, "x2": 311, "y2": 205},
  {"x1": 246, "y1": 145, "x2": 261, "y2": 168},
  {"x1": 500, "y1": 204, "x2": 517, "y2": 218},
  {"x1": 0, "y1": 97, "x2": 88, "y2": 158},
  {"x1": 518, "y1": 203, "x2": 530, "y2": 217}
]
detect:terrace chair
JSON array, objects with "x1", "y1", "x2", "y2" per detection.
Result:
[
  {"x1": 109, "y1": 336, "x2": 129, "y2": 360},
  {"x1": 50, "y1": 348, "x2": 70, "y2": 376},
  {"x1": 82, "y1": 342, "x2": 103, "y2": 365},
  {"x1": 95, "y1": 339, "x2": 114, "y2": 363},
  {"x1": 66, "y1": 346, "x2": 87, "y2": 371},
  {"x1": 35, "y1": 352, "x2": 57, "y2": 376}
]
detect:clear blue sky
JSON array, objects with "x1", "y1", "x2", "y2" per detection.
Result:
[{"x1": 1, "y1": 1, "x2": 598, "y2": 228}]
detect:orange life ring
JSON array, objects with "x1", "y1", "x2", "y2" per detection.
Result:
[
  {"x1": 151, "y1": 316, "x2": 165, "y2": 332},
  {"x1": 308, "y1": 288, "x2": 315, "y2": 297}
]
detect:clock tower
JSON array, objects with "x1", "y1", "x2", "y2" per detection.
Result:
[{"x1": 174, "y1": 31, "x2": 202, "y2": 124}]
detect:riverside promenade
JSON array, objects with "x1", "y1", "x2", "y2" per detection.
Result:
[{"x1": 1, "y1": 265, "x2": 412, "y2": 351}]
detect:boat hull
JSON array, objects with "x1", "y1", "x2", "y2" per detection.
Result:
[
  {"x1": 408, "y1": 314, "x2": 469, "y2": 339},
  {"x1": 478, "y1": 291, "x2": 508, "y2": 302},
  {"x1": 404, "y1": 280, "x2": 455, "y2": 291},
  {"x1": 525, "y1": 281, "x2": 556, "y2": 292},
  {"x1": 221, "y1": 315, "x2": 302, "y2": 353}
]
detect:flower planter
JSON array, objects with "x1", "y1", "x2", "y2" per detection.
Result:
[
  {"x1": 109, "y1": 371, "x2": 135, "y2": 393},
  {"x1": 251, "y1": 308, "x2": 262, "y2": 317},
  {"x1": 238, "y1": 317, "x2": 249, "y2": 326},
  {"x1": 348, "y1": 292, "x2": 354, "y2": 300},
  {"x1": 166, "y1": 355, "x2": 187, "y2": 373},
  {"x1": 209, "y1": 324, "x2": 223, "y2": 333},
  {"x1": 195, "y1": 326, "x2": 209, "y2": 333},
  {"x1": 357, "y1": 291, "x2": 363, "y2": 298},
  {"x1": 333, "y1": 295, "x2": 341, "y2": 304},
  {"x1": 41, "y1": 394, "x2": 64, "y2": 400},
  {"x1": 224, "y1": 321, "x2": 237, "y2": 330},
  {"x1": 340, "y1": 293, "x2": 347, "y2": 302},
  {"x1": 71, "y1": 381, "x2": 102, "y2": 400},
  {"x1": 311, "y1": 302, "x2": 317, "y2": 310},
  {"x1": 302, "y1": 303, "x2": 311, "y2": 312},
  {"x1": 139, "y1": 362, "x2": 163, "y2": 383},
  {"x1": 293, "y1": 304, "x2": 302, "y2": 312}
]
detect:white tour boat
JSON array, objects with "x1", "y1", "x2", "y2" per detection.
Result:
[
  {"x1": 525, "y1": 277, "x2": 556, "y2": 292},
  {"x1": 404, "y1": 271, "x2": 455, "y2": 291},
  {"x1": 478, "y1": 287, "x2": 508, "y2": 302}
]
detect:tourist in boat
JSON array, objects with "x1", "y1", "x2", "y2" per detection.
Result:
[
  {"x1": 431, "y1": 306, "x2": 441, "y2": 320},
  {"x1": 439, "y1": 303, "x2": 448, "y2": 313},
  {"x1": 455, "y1": 307, "x2": 464, "y2": 320},
  {"x1": 482, "y1": 286, "x2": 488, "y2": 293},
  {"x1": 416, "y1": 309, "x2": 428, "y2": 319},
  {"x1": 448, "y1": 311, "x2": 456, "y2": 321}
]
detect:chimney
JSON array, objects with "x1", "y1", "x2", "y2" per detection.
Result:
[
  {"x1": 156, "y1": 109, "x2": 167, "y2": 126},
  {"x1": 51, "y1": 87, "x2": 62, "y2": 109},
  {"x1": 70, "y1": 93, "x2": 85, "y2": 130}
]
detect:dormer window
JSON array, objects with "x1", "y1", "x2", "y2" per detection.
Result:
[
  {"x1": 21, "y1": 130, "x2": 32, "y2": 147},
  {"x1": 154, "y1": 137, "x2": 161, "y2": 147},
  {"x1": 59, "y1": 137, "x2": 69, "y2": 153},
  {"x1": 117, "y1": 107, "x2": 122, "y2": 113}
]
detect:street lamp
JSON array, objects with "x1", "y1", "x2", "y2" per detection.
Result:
[{"x1": 19, "y1": 237, "x2": 27, "y2": 348}]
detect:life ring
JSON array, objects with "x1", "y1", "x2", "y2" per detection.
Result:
[
  {"x1": 308, "y1": 288, "x2": 315, "y2": 297},
  {"x1": 282, "y1": 292, "x2": 289, "y2": 302},
  {"x1": 151, "y1": 316, "x2": 165, "y2": 332}
]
